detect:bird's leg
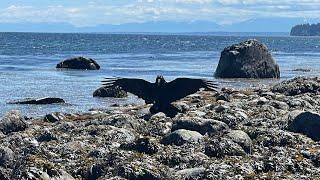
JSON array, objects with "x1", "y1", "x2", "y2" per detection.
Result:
[
  {"x1": 162, "y1": 104, "x2": 179, "y2": 118},
  {"x1": 149, "y1": 103, "x2": 160, "y2": 115}
]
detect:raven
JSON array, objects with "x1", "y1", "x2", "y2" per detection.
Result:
[{"x1": 102, "y1": 76, "x2": 217, "y2": 117}]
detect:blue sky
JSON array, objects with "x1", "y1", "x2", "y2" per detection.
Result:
[{"x1": 0, "y1": 0, "x2": 319, "y2": 27}]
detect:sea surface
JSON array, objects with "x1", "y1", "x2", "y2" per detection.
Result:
[{"x1": 0, "y1": 32, "x2": 320, "y2": 116}]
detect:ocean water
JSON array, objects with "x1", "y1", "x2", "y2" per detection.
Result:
[{"x1": 0, "y1": 32, "x2": 320, "y2": 116}]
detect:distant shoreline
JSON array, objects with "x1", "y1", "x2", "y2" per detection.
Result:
[{"x1": 0, "y1": 31, "x2": 289, "y2": 37}]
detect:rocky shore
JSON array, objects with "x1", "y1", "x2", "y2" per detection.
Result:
[{"x1": 1, "y1": 76, "x2": 320, "y2": 179}]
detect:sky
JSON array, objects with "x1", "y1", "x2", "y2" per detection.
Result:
[{"x1": 0, "y1": 0, "x2": 319, "y2": 27}]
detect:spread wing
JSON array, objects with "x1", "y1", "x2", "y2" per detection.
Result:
[
  {"x1": 164, "y1": 78, "x2": 218, "y2": 103},
  {"x1": 102, "y1": 77, "x2": 155, "y2": 103}
]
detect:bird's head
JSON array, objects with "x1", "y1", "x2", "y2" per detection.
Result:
[{"x1": 156, "y1": 75, "x2": 166, "y2": 86}]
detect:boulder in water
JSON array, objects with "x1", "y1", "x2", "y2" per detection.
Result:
[
  {"x1": 215, "y1": 39, "x2": 280, "y2": 78},
  {"x1": 93, "y1": 86, "x2": 127, "y2": 98},
  {"x1": 56, "y1": 57, "x2": 100, "y2": 70},
  {"x1": 9, "y1": 97, "x2": 65, "y2": 105}
]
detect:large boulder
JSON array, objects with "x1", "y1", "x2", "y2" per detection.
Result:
[
  {"x1": 288, "y1": 111, "x2": 320, "y2": 141},
  {"x1": 56, "y1": 57, "x2": 100, "y2": 70},
  {"x1": 93, "y1": 86, "x2": 127, "y2": 98},
  {"x1": 8, "y1": 97, "x2": 65, "y2": 105},
  {"x1": 215, "y1": 39, "x2": 280, "y2": 78}
]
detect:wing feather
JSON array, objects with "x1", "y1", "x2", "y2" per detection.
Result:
[
  {"x1": 102, "y1": 78, "x2": 154, "y2": 103},
  {"x1": 164, "y1": 78, "x2": 218, "y2": 103}
]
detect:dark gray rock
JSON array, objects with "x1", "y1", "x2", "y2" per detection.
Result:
[
  {"x1": 120, "y1": 137, "x2": 158, "y2": 155},
  {"x1": 172, "y1": 118, "x2": 229, "y2": 135},
  {"x1": 0, "y1": 146, "x2": 14, "y2": 168},
  {"x1": 9, "y1": 97, "x2": 65, "y2": 105},
  {"x1": 288, "y1": 111, "x2": 320, "y2": 141},
  {"x1": 205, "y1": 138, "x2": 247, "y2": 158},
  {"x1": 44, "y1": 112, "x2": 66, "y2": 123},
  {"x1": 56, "y1": 56, "x2": 100, "y2": 70},
  {"x1": 37, "y1": 130, "x2": 58, "y2": 142},
  {"x1": 272, "y1": 77, "x2": 320, "y2": 96},
  {"x1": 93, "y1": 86, "x2": 127, "y2": 98},
  {"x1": 161, "y1": 129, "x2": 203, "y2": 146},
  {"x1": 215, "y1": 39, "x2": 280, "y2": 78},
  {"x1": 215, "y1": 93, "x2": 231, "y2": 102},
  {"x1": 0, "y1": 111, "x2": 27, "y2": 134}
]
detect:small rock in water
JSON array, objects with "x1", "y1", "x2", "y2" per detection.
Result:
[
  {"x1": 9, "y1": 97, "x2": 65, "y2": 105},
  {"x1": 93, "y1": 86, "x2": 127, "y2": 98},
  {"x1": 56, "y1": 56, "x2": 100, "y2": 70},
  {"x1": 292, "y1": 68, "x2": 311, "y2": 72}
]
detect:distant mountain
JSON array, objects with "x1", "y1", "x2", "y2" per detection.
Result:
[
  {"x1": 290, "y1": 23, "x2": 320, "y2": 36},
  {"x1": 0, "y1": 18, "x2": 318, "y2": 33}
]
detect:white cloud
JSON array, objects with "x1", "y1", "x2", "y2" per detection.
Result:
[{"x1": 0, "y1": 1, "x2": 319, "y2": 26}]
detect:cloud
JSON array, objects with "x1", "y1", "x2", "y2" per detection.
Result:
[{"x1": 0, "y1": 0, "x2": 319, "y2": 26}]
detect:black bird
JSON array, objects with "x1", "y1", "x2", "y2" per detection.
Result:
[{"x1": 102, "y1": 76, "x2": 217, "y2": 117}]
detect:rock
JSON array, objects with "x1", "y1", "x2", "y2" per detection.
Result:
[
  {"x1": 252, "y1": 129, "x2": 298, "y2": 147},
  {"x1": 215, "y1": 39, "x2": 280, "y2": 78},
  {"x1": 19, "y1": 167, "x2": 75, "y2": 180},
  {"x1": 226, "y1": 130, "x2": 252, "y2": 153},
  {"x1": 85, "y1": 164, "x2": 104, "y2": 180},
  {"x1": 9, "y1": 97, "x2": 65, "y2": 105},
  {"x1": 56, "y1": 56, "x2": 100, "y2": 70},
  {"x1": 0, "y1": 167, "x2": 10, "y2": 180},
  {"x1": 44, "y1": 112, "x2": 65, "y2": 123},
  {"x1": 292, "y1": 68, "x2": 311, "y2": 72},
  {"x1": 149, "y1": 112, "x2": 167, "y2": 121},
  {"x1": 93, "y1": 86, "x2": 127, "y2": 98},
  {"x1": 0, "y1": 111, "x2": 27, "y2": 134},
  {"x1": 257, "y1": 97, "x2": 268, "y2": 105},
  {"x1": 161, "y1": 129, "x2": 203, "y2": 146},
  {"x1": 37, "y1": 129, "x2": 58, "y2": 142},
  {"x1": 205, "y1": 138, "x2": 247, "y2": 158},
  {"x1": 215, "y1": 93, "x2": 230, "y2": 102},
  {"x1": 172, "y1": 102, "x2": 190, "y2": 113},
  {"x1": 288, "y1": 111, "x2": 320, "y2": 141},
  {"x1": 215, "y1": 105, "x2": 229, "y2": 113},
  {"x1": 120, "y1": 137, "x2": 158, "y2": 155},
  {"x1": 270, "y1": 100, "x2": 289, "y2": 110},
  {"x1": 272, "y1": 77, "x2": 320, "y2": 96},
  {"x1": 175, "y1": 167, "x2": 206, "y2": 179},
  {"x1": 0, "y1": 146, "x2": 14, "y2": 168},
  {"x1": 172, "y1": 118, "x2": 229, "y2": 135}
]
